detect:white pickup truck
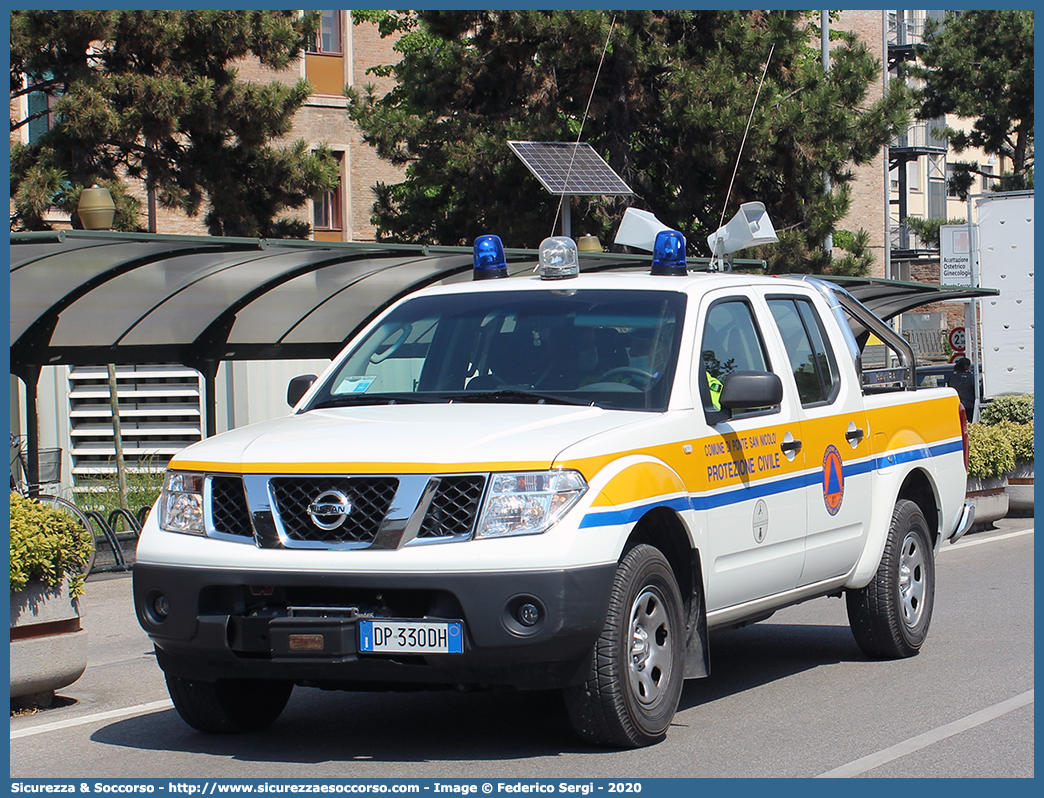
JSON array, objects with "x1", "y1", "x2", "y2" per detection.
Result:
[{"x1": 134, "y1": 235, "x2": 973, "y2": 748}]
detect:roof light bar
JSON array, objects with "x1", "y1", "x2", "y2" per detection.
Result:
[
  {"x1": 473, "y1": 235, "x2": 508, "y2": 280},
  {"x1": 651, "y1": 230, "x2": 687, "y2": 276},
  {"x1": 538, "y1": 236, "x2": 580, "y2": 280}
]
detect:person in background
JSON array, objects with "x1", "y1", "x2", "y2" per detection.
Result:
[{"x1": 949, "y1": 356, "x2": 976, "y2": 419}]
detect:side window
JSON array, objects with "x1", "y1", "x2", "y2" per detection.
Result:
[
  {"x1": 699, "y1": 299, "x2": 770, "y2": 414},
  {"x1": 313, "y1": 152, "x2": 344, "y2": 232},
  {"x1": 309, "y1": 11, "x2": 343, "y2": 54},
  {"x1": 768, "y1": 297, "x2": 840, "y2": 406},
  {"x1": 26, "y1": 72, "x2": 59, "y2": 145}
]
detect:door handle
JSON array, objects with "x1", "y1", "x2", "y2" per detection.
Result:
[
  {"x1": 846, "y1": 426, "x2": 866, "y2": 445},
  {"x1": 780, "y1": 439, "x2": 802, "y2": 454}
]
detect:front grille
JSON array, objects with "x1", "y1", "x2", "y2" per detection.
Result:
[
  {"x1": 418, "y1": 476, "x2": 487, "y2": 539},
  {"x1": 270, "y1": 477, "x2": 399, "y2": 544},
  {"x1": 210, "y1": 476, "x2": 253, "y2": 539}
]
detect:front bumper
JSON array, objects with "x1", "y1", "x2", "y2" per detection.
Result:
[{"x1": 133, "y1": 562, "x2": 616, "y2": 690}]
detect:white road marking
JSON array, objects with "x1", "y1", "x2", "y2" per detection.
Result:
[
  {"x1": 10, "y1": 699, "x2": 173, "y2": 740},
  {"x1": 942, "y1": 528, "x2": 1033, "y2": 553},
  {"x1": 815, "y1": 690, "x2": 1034, "y2": 778}
]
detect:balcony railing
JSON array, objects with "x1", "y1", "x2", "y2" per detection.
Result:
[
  {"x1": 892, "y1": 121, "x2": 948, "y2": 153},
  {"x1": 889, "y1": 223, "x2": 932, "y2": 254},
  {"x1": 888, "y1": 16, "x2": 928, "y2": 47}
]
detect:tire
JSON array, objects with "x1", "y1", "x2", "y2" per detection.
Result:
[
  {"x1": 565, "y1": 544, "x2": 685, "y2": 748},
  {"x1": 165, "y1": 674, "x2": 293, "y2": 733},
  {"x1": 846, "y1": 499, "x2": 935, "y2": 659}
]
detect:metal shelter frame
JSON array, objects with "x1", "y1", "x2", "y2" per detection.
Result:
[{"x1": 10, "y1": 230, "x2": 996, "y2": 486}]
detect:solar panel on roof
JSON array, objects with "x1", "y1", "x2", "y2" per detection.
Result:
[{"x1": 509, "y1": 141, "x2": 633, "y2": 196}]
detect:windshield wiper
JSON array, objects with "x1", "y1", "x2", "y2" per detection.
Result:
[
  {"x1": 444, "y1": 389, "x2": 592, "y2": 407},
  {"x1": 309, "y1": 394, "x2": 443, "y2": 409}
]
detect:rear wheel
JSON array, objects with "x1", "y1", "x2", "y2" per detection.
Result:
[
  {"x1": 565, "y1": 544, "x2": 685, "y2": 748},
  {"x1": 847, "y1": 499, "x2": 935, "y2": 658},
  {"x1": 165, "y1": 674, "x2": 293, "y2": 733}
]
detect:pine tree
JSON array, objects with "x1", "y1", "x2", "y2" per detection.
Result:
[
  {"x1": 910, "y1": 10, "x2": 1034, "y2": 198},
  {"x1": 10, "y1": 10, "x2": 340, "y2": 236},
  {"x1": 347, "y1": 10, "x2": 911, "y2": 273}
]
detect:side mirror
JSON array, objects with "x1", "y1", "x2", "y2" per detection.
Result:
[
  {"x1": 287, "y1": 374, "x2": 317, "y2": 408},
  {"x1": 719, "y1": 370, "x2": 783, "y2": 410}
]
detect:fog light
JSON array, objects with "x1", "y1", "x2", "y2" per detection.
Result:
[
  {"x1": 518, "y1": 602, "x2": 541, "y2": 627},
  {"x1": 152, "y1": 594, "x2": 170, "y2": 620}
]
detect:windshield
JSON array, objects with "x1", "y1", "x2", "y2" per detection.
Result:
[{"x1": 305, "y1": 288, "x2": 687, "y2": 412}]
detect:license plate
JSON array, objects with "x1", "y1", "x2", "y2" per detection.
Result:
[{"x1": 358, "y1": 620, "x2": 464, "y2": 654}]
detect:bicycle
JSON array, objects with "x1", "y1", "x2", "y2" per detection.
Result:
[{"x1": 10, "y1": 433, "x2": 98, "y2": 578}]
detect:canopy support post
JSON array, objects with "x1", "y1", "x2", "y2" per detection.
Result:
[
  {"x1": 200, "y1": 360, "x2": 219, "y2": 438},
  {"x1": 12, "y1": 364, "x2": 42, "y2": 496},
  {"x1": 183, "y1": 357, "x2": 220, "y2": 438}
]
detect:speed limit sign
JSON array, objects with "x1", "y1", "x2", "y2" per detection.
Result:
[{"x1": 948, "y1": 327, "x2": 966, "y2": 352}]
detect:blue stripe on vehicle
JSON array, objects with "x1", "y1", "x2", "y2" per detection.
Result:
[
  {"x1": 696, "y1": 471, "x2": 816, "y2": 511},
  {"x1": 578, "y1": 441, "x2": 962, "y2": 530},
  {"x1": 578, "y1": 495, "x2": 695, "y2": 528},
  {"x1": 874, "y1": 439, "x2": 963, "y2": 468}
]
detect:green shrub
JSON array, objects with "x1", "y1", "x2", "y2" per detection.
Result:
[
  {"x1": 966, "y1": 423, "x2": 1016, "y2": 479},
  {"x1": 10, "y1": 493, "x2": 95, "y2": 597},
  {"x1": 997, "y1": 420, "x2": 1035, "y2": 465},
  {"x1": 980, "y1": 394, "x2": 1034, "y2": 425}
]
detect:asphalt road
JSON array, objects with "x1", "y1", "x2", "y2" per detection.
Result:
[{"x1": 10, "y1": 517, "x2": 1034, "y2": 780}]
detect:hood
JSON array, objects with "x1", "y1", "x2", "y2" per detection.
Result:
[{"x1": 169, "y1": 404, "x2": 646, "y2": 474}]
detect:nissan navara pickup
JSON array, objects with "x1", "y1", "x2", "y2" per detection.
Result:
[{"x1": 135, "y1": 233, "x2": 973, "y2": 748}]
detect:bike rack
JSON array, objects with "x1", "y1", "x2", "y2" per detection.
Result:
[
  {"x1": 84, "y1": 511, "x2": 129, "y2": 571},
  {"x1": 135, "y1": 505, "x2": 151, "y2": 531},
  {"x1": 107, "y1": 507, "x2": 142, "y2": 536}
]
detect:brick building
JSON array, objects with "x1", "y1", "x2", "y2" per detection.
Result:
[
  {"x1": 141, "y1": 11, "x2": 404, "y2": 242},
  {"x1": 150, "y1": 11, "x2": 405, "y2": 242},
  {"x1": 832, "y1": 10, "x2": 889, "y2": 278},
  {"x1": 11, "y1": 11, "x2": 403, "y2": 242}
]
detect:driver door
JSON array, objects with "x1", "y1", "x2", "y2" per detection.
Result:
[{"x1": 695, "y1": 294, "x2": 807, "y2": 611}]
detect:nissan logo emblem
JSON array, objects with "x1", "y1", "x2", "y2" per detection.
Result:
[{"x1": 307, "y1": 489, "x2": 352, "y2": 530}]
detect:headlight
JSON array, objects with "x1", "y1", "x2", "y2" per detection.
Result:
[
  {"x1": 475, "y1": 470, "x2": 587, "y2": 538},
  {"x1": 159, "y1": 472, "x2": 206, "y2": 536}
]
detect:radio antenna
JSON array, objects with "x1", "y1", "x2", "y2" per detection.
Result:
[
  {"x1": 550, "y1": 15, "x2": 618, "y2": 240},
  {"x1": 716, "y1": 43, "x2": 775, "y2": 233}
]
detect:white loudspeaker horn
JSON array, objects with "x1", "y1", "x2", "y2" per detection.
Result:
[
  {"x1": 614, "y1": 208, "x2": 671, "y2": 251},
  {"x1": 706, "y1": 201, "x2": 779, "y2": 257}
]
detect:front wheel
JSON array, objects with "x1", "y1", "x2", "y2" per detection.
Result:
[
  {"x1": 846, "y1": 499, "x2": 935, "y2": 659},
  {"x1": 564, "y1": 544, "x2": 685, "y2": 748},
  {"x1": 165, "y1": 674, "x2": 293, "y2": 733}
]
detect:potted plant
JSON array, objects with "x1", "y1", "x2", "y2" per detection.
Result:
[
  {"x1": 979, "y1": 394, "x2": 1034, "y2": 515},
  {"x1": 997, "y1": 419, "x2": 1034, "y2": 515},
  {"x1": 10, "y1": 492, "x2": 94, "y2": 706},
  {"x1": 965, "y1": 423, "x2": 1013, "y2": 529}
]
